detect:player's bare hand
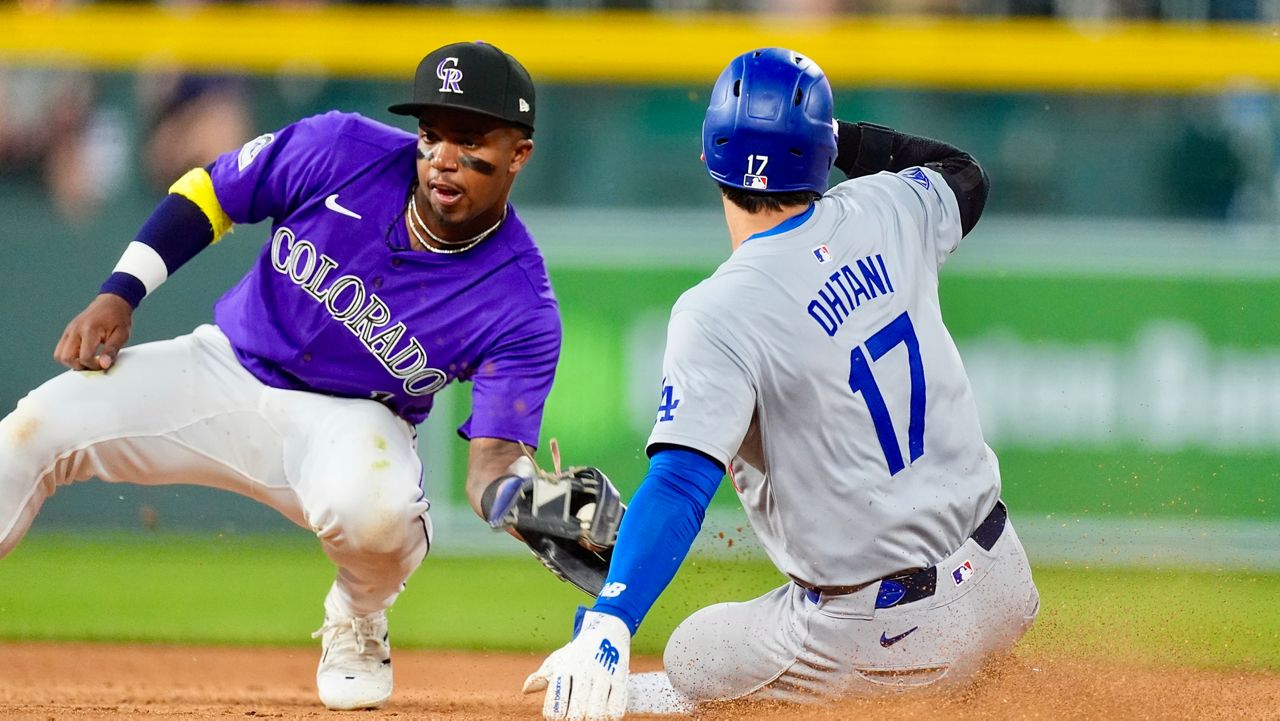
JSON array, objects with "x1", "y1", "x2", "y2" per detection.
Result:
[{"x1": 54, "y1": 293, "x2": 133, "y2": 371}]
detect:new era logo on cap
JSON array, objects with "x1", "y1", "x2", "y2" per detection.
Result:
[{"x1": 519, "y1": 98, "x2": 530, "y2": 113}]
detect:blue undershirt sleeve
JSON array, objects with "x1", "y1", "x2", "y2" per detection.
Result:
[{"x1": 590, "y1": 447, "x2": 724, "y2": 635}]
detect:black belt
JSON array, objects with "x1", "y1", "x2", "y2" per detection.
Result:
[{"x1": 799, "y1": 500, "x2": 1007, "y2": 609}]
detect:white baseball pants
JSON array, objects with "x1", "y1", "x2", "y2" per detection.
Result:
[
  {"x1": 662, "y1": 516, "x2": 1039, "y2": 703},
  {"x1": 0, "y1": 324, "x2": 431, "y2": 619}
]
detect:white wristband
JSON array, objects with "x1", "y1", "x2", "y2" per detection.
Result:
[{"x1": 111, "y1": 241, "x2": 169, "y2": 295}]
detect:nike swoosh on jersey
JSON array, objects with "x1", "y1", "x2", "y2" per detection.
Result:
[
  {"x1": 879, "y1": 626, "x2": 919, "y2": 648},
  {"x1": 324, "y1": 194, "x2": 362, "y2": 220}
]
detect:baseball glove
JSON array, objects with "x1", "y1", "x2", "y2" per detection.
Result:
[{"x1": 485, "y1": 441, "x2": 625, "y2": 597}]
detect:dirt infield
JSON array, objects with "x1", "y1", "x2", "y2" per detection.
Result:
[{"x1": 1, "y1": 643, "x2": 1277, "y2": 720}]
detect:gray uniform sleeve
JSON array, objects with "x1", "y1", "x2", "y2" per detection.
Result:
[
  {"x1": 829, "y1": 167, "x2": 962, "y2": 271},
  {"x1": 645, "y1": 307, "x2": 756, "y2": 467}
]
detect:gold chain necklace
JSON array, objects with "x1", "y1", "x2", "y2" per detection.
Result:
[{"x1": 407, "y1": 193, "x2": 504, "y2": 255}]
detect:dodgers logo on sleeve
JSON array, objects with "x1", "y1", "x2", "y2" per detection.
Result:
[
  {"x1": 657, "y1": 379, "x2": 681, "y2": 422},
  {"x1": 237, "y1": 133, "x2": 275, "y2": 172}
]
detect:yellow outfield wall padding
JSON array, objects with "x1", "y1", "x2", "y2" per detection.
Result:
[{"x1": 1, "y1": 7, "x2": 1279, "y2": 93}]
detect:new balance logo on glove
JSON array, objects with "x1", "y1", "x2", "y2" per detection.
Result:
[
  {"x1": 524, "y1": 609, "x2": 631, "y2": 718},
  {"x1": 595, "y1": 639, "x2": 621, "y2": 674}
]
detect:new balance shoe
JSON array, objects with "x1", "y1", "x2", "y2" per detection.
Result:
[{"x1": 312, "y1": 611, "x2": 393, "y2": 710}]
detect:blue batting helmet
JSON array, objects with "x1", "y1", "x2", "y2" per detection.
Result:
[{"x1": 702, "y1": 48, "x2": 837, "y2": 195}]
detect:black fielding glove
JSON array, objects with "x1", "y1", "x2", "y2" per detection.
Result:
[{"x1": 485, "y1": 449, "x2": 625, "y2": 597}]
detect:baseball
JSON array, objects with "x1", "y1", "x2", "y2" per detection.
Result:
[{"x1": 575, "y1": 502, "x2": 596, "y2": 527}]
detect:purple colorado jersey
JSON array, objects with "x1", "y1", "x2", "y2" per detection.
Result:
[{"x1": 208, "y1": 111, "x2": 561, "y2": 445}]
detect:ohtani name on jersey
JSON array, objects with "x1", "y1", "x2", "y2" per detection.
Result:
[
  {"x1": 270, "y1": 226, "x2": 447, "y2": 396},
  {"x1": 806, "y1": 253, "x2": 895, "y2": 337}
]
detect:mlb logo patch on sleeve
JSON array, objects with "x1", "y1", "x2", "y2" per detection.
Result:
[
  {"x1": 952, "y1": 560, "x2": 974, "y2": 586},
  {"x1": 238, "y1": 133, "x2": 275, "y2": 172}
]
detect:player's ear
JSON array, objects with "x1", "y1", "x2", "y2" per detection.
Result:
[{"x1": 508, "y1": 136, "x2": 534, "y2": 175}]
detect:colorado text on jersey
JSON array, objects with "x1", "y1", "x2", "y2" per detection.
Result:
[{"x1": 270, "y1": 226, "x2": 448, "y2": 395}]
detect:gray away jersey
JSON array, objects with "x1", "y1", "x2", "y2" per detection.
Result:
[{"x1": 647, "y1": 167, "x2": 1001, "y2": 589}]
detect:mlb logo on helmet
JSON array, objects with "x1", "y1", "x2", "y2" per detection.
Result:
[
  {"x1": 744, "y1": 174, "x2": 768, "y2": 190},
  {"x1": 812, "y1": 245, "x2": 832, "y2": 264},
  {"x1": 952, "y1": 559, "x2": 974, "y2": 586}
]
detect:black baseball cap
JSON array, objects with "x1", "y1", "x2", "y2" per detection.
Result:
[{"x1": 389, "y1": 41, "x2": 536, "y2": 133}]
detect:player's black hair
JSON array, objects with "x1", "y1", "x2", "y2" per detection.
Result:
[{"x1": 719, "y1": 184, "x2": 820, "y2": 214}]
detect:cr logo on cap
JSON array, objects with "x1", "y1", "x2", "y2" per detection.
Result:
[{"x1": 436, "y1": 57, "x2": 463, "y2": 94}]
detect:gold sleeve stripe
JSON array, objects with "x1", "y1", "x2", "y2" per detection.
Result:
[{"x1": 168, "y1": 167, "x2": 233, "y2": 243}]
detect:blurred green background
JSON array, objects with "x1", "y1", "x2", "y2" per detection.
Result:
[{"x1": 1, "y1": 5, "x2": 1278, "y2": 667}]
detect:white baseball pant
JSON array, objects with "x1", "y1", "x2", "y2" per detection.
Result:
[
  {"x1": 0, "y1": 324, "x2": 432, "y2": 618},
  {"x1": 662, "y1": 515, "x2": 1039, "y2": 703}
]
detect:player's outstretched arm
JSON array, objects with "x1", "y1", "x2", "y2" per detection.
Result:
[
  {"x1": 464, "y1": 437, "x2": 528, "y2": 518},
  {"x1": 62, "y1": 166, "x2": 232, "y2": 370},
  {"x1": 99, "y1": 166, "x2": 234, "y2": 309},
  {"x1": 833, "y1": 121, "x2": 990, "y2": 235},
  {"x1": 524, "y1": 446, "x2": 723, "y2": 720},
  {"x1": 53, "y1": 293, "x2": 133, "y2": 371}
]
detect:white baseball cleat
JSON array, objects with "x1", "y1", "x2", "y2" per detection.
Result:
[{"x1": 312, "y1": 611, "x2": 393, "y2": 710}]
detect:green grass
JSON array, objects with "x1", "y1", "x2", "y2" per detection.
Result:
[
  {"x1": 1027, "y1": 564, "x2": 1280, "y2": 672},
  {"x1": 1, "y1": 532, "x2": 1277, "y2": 671}
]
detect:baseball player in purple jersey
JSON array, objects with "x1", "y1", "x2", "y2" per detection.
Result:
[{"x1": 0, "y1": 42, "x2": 560, "y2": 710}]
